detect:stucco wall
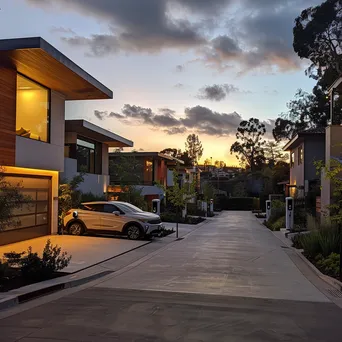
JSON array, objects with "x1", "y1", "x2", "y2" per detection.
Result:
[
  {"x1": 62, "y1": 157, "x2": 109, "y2": 196},
  {"x1": 304, "y1": 136, "x2": 325, "y2": 181},
  {"x1": 15, "y1": 91, "x2": 65, "y2": 172}
]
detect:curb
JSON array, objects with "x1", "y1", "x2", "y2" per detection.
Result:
[
  {"x1": 0, "y1": 270, "x2": 113, "y2": 311},
  {"x1": 251, "y1": 214, "x2": 342, "y2": 292},
  {"x1": 290, "y1": 246, "x2": 342, "y2": 291}
]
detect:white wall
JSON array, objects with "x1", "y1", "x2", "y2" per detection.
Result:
[
  {"x1": 62, "y1": 157, "x2": 109, "y2": 196},
  {"x1": 15, "y1": 91, "x2": 66, "y2": 172}
]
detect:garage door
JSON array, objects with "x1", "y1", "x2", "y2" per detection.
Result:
[{"x1": 0, "y1": 175, "x2": 51, "y2": 246}]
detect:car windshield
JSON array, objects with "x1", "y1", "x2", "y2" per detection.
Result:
[{"x1": 115, "y1": 202, "x2": 144, "y2": 213}]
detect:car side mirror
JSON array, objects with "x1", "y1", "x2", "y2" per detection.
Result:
[
  {"x1": 73, "y1": 211, "x2": 78, "y2": 219},
  {"x1": 113, "y1": 211, "x2": 120, "y2": 216}
]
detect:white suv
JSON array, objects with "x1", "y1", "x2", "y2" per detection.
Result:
[{"x1": 63, "y1": 201, "x2": 163, "y2": 240}]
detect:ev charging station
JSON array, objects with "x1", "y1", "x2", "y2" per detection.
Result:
[
  {"x1": 152, "y1": 199, "x2": 161, "y2": 216},
  {"x1": 209, "y1": 199, "x2": 214, "y2": 215},
  {"x1": 285, "y1": 197, "x2": 294, "y2": 231},
  {"x1": 266, "y1": 200, "x2": 271, "y2": 221}
]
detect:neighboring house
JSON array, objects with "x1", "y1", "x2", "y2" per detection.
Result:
[
  {"x1": 62, "y1": 120, "x2": 133, "y2": 196},
  {"x1": 0, "y1": 37, "x2": 113, "y2": 246},
  {"x1": 283, "y1": 128, "x2": 326, "y2": 197},
  {"x1": 108, "y1": 152, "x2": 184, "y2": 202}
]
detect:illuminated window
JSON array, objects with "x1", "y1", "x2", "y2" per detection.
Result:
[
  {"x1": 290, "y1": 152, "x2": 295, "y2": 167},
  {"x1": 16, "y1": 74, "x2": 50, "y2": 142},
  {"x1": 298, "y1": 146, "x2": 303, "y2": 165}
]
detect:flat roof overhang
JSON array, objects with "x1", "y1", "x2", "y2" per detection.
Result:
[
  {"x1": 0, "y1": 37, "x2": 113, "y2": 100},
  {"x1": 66, "y1": 120, "x2": 133, "y2": 148}
]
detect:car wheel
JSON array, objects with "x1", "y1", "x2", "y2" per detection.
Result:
[
  {"x1": 126, "y1": 225, "x2": 142, "y2": 240},
  {"x1": 68, "y1": 221, "x2": 84, "y2": 236}
]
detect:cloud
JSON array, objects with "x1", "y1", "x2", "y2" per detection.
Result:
[
  {"x1": 197, "y1": 84, "x2": 242, "y2": 101},
  {"x1": 50, "y1": 26, "x2": 76, "y2": 35},
  {"x1": 175, "y1": 65, "x2": 184, "y2": 72},
  {"x1": 95, "y1": 103, "x2": 275, "y2": 137},
  {"x1": 174, "y1": 83, "x2": 184, "y2": 88},
  {"x1": 26, "y1": 0, "x2": 315, "y2": 72}
]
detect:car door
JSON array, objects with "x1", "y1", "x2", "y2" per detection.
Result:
[
  {"x1": 80, "y1": 204, "x2": 104, "y2": 230},
  {"x1": 101, "y1": 204, "x2": 124, "y2": 233}
]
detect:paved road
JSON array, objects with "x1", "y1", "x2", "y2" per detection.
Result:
[
  {"x1": 1, "y1": 212, "x2": 342, "y2": 341},
  {"x1": 96, "y1": 212, "x2": 328, "y2": 302}
]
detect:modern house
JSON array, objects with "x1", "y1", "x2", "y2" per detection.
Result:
[
  {"x1": 0, "y1": 37, "x2": 114, "y2": 246},
  {"x1": 283, "y1": 128, "x2": 326, "y2": 197},
  {"x1": 62, "y1": 120, "x2": 133, "y2": 196},
  {"x1": 108, "y1": 152, "x2": 184, "y2": 202}
]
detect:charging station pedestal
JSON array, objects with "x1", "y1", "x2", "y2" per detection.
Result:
[
  {"x1": 286, "y1": 197, "x2": 294, "y2": 232},
  {"x1": 209, "y1": 199, "x2": 214, "y2": 215},
  {"x1": 266, "y1": 200, "x2": 271, "y2": 221},
  {"x1": 152, "y1": 199, "x2": 161, "y2": 216}
]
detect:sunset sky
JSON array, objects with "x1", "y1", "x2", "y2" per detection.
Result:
[{"x1": 0, "y1": 0, "x2": 321, "y2": 164}]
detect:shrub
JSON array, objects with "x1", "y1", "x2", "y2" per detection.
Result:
[
  {"x1": 300, "y1": 231, "x2": 322, "y2": 259},
  {"x1": 267, "y1": 200, "x2": 285, "y2": 225},
  {"x1": 271, "y1": 216, "x2": 285, "y2": 231},
  {"x1": 291, "y1": 234, "x2": 304, "y2": 249},
  {"x1": 21, "y1": 240, "x2": 71, "y2": 281},
  {"x1": 0, "y1": 260, "x2": 9, "y2": 280},
  {"x1": 317, "y1": 226, "x2": 340, "y2": 257},
  {"x1": 315, "y1": 253, "x2": 340, "y2": 279},
  {"x1": 81, "y1": 192, "x2": 107, "y2": 202}
]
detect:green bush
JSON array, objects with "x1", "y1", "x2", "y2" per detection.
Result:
[
  {"x1": 315, "y1": 253, "x2": 340, "y2": 279},
  {"x1": 300, "y1": 231, "x2": 322, "y2": 259},
  {"x1": 80, "y1": 192, "x2": 107, "y2": 202},
  {"x1": 291, "y1": 234, "x2": 304, "y2": 249},
  {"x1": 293, "y1": 225, "x2": 341, "y2": 259},
  {"x1": 21, "y1": 240, "x2": 71, "y2": 281},
  {"x1": 0, "y1": 260, "x2": 9, "y2": 280},
  {"x1": 267, "y1": 200, "x2": 285, "y2": 225},
  {"x1": 271, "y1": 216, "x2": 285, "y2": 231}
]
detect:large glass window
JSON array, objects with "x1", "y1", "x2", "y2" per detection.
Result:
[
  {"x1": 77, "y1": 137, "x2": 95, "y2": 173},
  {"x1": 16, "y1": 74, "x2": 50, "y2": 142}
]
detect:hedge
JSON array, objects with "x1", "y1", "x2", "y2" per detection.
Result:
[{"x1": 219, "y1": 197, "x2": 259, "y2": 211}]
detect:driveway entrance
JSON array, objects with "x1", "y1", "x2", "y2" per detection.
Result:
[{"x1": 97, "y1": 211, "x2": 328, "y2": 302}]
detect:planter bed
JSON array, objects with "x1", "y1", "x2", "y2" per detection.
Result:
[{"x1": 0, "y1": 269, "x2": 67, "y2": 292}]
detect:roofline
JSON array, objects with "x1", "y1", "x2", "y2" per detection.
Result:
[
  {"x1": 283, "y1": 130, "x2": 325, "y2": 151},
  {"x1": 66, "y1": 119, "x2": 133, "y2": 147},
  {"x1": 0, "y1": 37, "x2": 113, "y2": 99},
  {"x1": 109, "y1": 151, "x2": 185, "y2": 164},
  {"x1": 328, "y1": 76, "x2": 342, "y2": 94}
]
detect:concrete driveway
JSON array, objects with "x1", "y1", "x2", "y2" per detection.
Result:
[
  {"x1": 0, "y1": 235, "x2": 149, "y2": 273},
  {"x1": 96, "y1": 211, "x2": 328, "y2": 302}
]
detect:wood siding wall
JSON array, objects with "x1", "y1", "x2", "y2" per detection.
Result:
[{"x1": 0, "y1": 68, "x2": 16, "y2": 166}]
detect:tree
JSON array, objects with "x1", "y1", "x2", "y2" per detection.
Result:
[
  {"x1": 160, "y1": 148, "x2": 192, "y2": 166},
  {"x1": 293, "y1": 0, "x2": 342, "y2": 79},
  {"x1": 214, "y1": 160, "x2": 226, "y2": 169},
  {"x1": 273, "y1": 89, "x2": 330, "y2": 141},
  {"x1": 230, "y1": 118, "x2": 266, "y2": 172},
  {"x1": 58, "y1": 173, "x2": 84, "y2": 226},
  {"x1": 203, "y1": 158, "x2": 211, "y2": 170},
  {"x1": 163, "y1": 171, "x2": 196, "y2": 236},
  {"x1": 185, "y1": 134, "x2": 203, "y2": 166},
  {"x1": 264, "y1": 141, "x2": 288, "y2": 167},
  {"x1": 0, "y1": 167, "x2": 30, "y2": 231},
  {"x1": 109, "y1": 154, "x2": 147, "y2": 209},
  {"x1": 160, "y1": 148, "x2": 181, "y2": 158}
]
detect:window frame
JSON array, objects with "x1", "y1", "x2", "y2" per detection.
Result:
[
  {"x1": 76, "y1": 135, "x2": 96, "y2": 174},
  {"x1": 16, "y1": 73, "x2": 51, "y2": 144}
]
